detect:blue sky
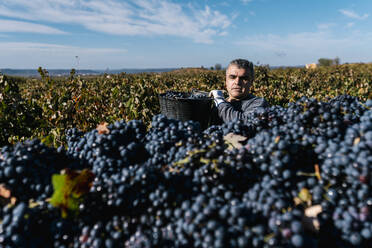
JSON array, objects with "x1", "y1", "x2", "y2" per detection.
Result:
[{"x1": 0, "y1": 0, "x2": 371, "y2": 69}]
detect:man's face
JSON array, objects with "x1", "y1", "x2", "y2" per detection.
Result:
[{"x1": 225, "y1": 65, "x2": 253, "y2": 101}]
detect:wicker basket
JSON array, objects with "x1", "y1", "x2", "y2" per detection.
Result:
[{"x1": 158, "y1": 92, "x2": 213, "y2": 129}]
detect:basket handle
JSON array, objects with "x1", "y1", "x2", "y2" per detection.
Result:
[
  {"x1": 191, "y1": 89, "x2": 209, "y2": 95},
  {"x1": 191, "y1": 88, "x2": 227, "y2": 97}
]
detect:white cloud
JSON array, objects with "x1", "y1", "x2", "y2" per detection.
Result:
[
  {"x1": 0, "y1": 0, "x2": 231, "y2": 44},
  {"x1": 317, "y1": 23, "x2": 336, "y2": 30},
  {"x1": 219, "y1": 31, "x2": 228, "y2": 36},
  {"x1": 241, "y1": 0, "x2": 253, "y2": 4},
  {"x1": 0, "y1": 19, "x2": 66, "y2": 34},
  {"x1": 0, "y1": 42, "x2": 127, "y2": 55},
  {"x1": 234, "y1": 31, "x2": 372, "y2": 66},
  {"x1": 0, "y1": 42, "x2": 127, "y2": 69},
  {"x1": 0, "y1": 42, "x2": 127, "y2": 53},
  {"x1": 346, "y1": 22, "x2": 355, "y2": 28},
  {"x1": 339, "y1": 9, "x2": 369, "y2": 20},
  {"x1": 243, "y1": 12, "x2": 255, "y2": 23}
]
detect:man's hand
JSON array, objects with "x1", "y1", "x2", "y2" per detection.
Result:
[{"x1": 209, "y1": 90, "x2": 226, "y2": 106}]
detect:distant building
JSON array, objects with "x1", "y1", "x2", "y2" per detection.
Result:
[{"x1": 305, "y1": 63, "x2": 317, "y2": 69}]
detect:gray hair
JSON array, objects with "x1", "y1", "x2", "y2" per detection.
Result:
[{"x1": 227, "y1": 59, "x2": 254, "y2": 79}]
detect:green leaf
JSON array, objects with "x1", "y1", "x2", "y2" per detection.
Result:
[
  {"x1": 50, "y1": 174, "x2": 68, "y2": 217},
  {"x1": 50, "y1": 169, "x2": 95, "y2": 218}
]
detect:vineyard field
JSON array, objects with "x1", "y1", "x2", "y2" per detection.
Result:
[{"x1": 0, "y1": 63, "x2": 371, "y2": 247}]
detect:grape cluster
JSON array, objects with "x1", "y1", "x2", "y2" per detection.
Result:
[
  {"x1": 0, "y1": 139, "x2": 82, "y2": 202},
  {"x1": 66, "y1": 120, "x2": 148, "y2": 180},
  {"x1": 0, "y1": 95, "x2": 371, "y2": 247},
  {"x1": 0, "y1": 202, "x2": 49, "y2": 247},
  {"x1": 162, "y1": 90, "x2": 211, "y2": 100}
]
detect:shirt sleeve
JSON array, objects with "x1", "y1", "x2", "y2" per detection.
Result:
[{"x1": 217, "y1": 97, "x2": 268, "y2": 124}]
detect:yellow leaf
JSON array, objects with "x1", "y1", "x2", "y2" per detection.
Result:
[
  {"x1": 353, "y1": 137, "x2": 360, "y2": 145},
  {"x1": 200, "y1": 158, "x2": 211, "y2": 164},
  {"x1": 294, "y1": 197, "x2": 302, "y2": 206},
  {"x1": 173, "y1": 157, "x2": 191, "y2": 166},
  {"x1": 298, "y1": 188, "x2": 312, "y2": 205}
]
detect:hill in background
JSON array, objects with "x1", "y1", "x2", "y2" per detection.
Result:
[
  {"x1": 0, "y1": 68, "x2": 178, "y2": 77},
  {"x1": 0, "y1": 65, "x2": 311, "y2": 77}
]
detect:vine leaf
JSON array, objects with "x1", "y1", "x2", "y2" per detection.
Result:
[
  {"x1": 294, "y1": 188, "x2": 312, "y2": 206},
  {"x1": 50, "y1": 169, "x2": 95, "y2": 218},
  {"x1": 299, "y1": 188, "x2": 312, "y2": 204}
]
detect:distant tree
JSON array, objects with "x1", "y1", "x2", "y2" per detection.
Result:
[
  {"x1": 214, "y1": 63, "x2": 222, "y2": 70},
  {"x1": 210, "y1": 66, "x2": 214, "y2": 70},
  {"x1": 38, "y1": 66, "x2": 51, "y2": 84},
  {"x1": 318, "y1": 58, "x2": 334, "y2": 67},
  {"x1": 334, "y1": 57, "x2": 340, "y2": 65},
  {"x1": 318, "y1": 57, "x2": 341, "y2": 66}
]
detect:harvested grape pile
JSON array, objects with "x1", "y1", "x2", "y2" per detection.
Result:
[
  {"x1": 161, "y1": 90, "x2": 211, "y2": 100},
  {"x1": 0, "y1": 95, "x2": 371, "y2": 248}
]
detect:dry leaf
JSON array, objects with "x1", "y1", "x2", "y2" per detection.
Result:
[
  {"x1": 305, "y1": 205, "x2": 322, "y2": 217},
  {"x1": 298, "y1": 188, "x2": 312, "y2": 205},
  {"x1": 224, "y1": 133, "x2": 247, "y2": 150},
  {"x1": 96, "y1": 122, "x2": 110, "y2": 135},
  {"x1": 29, "y1": 199, "x2": 41, "y2": 208},
  {"x1": 0, "y1": 184, "x2": 11, "y2": 198},
  {"x1": 353, "y1": 137, "x2": 360, "y2": 145},
  {"x1": 0, "y1": 184, "x2": 16, "y2": 206},
  {"x1": 303, "y1": 205, "x2": 322, "y2": 232},
  {"x1": 293, "y1": 197, "x2": 302, "y2": 206}
]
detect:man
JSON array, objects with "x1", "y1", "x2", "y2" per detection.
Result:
[{"x1": 209, "y1": 59, "x2": 268, "y2": 124}]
